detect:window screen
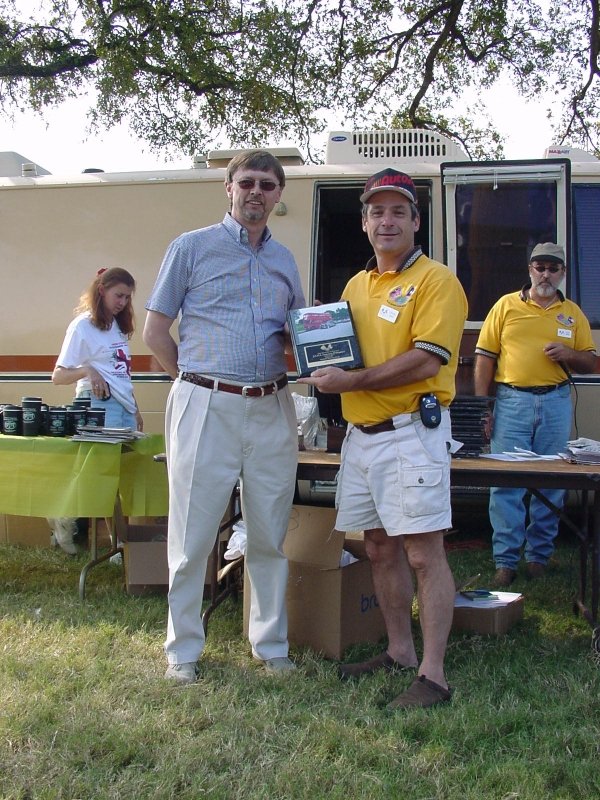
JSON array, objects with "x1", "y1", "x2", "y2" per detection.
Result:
[
  {"x1": 455, "y1": 182, "x2": 557, "y2": 321},
  {"x1": 572, "y1": 184, "x2": 600, "y2": 327}
]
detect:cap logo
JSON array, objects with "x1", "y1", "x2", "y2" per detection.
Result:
[
  {"x1": 372, "y1": 174, "x2": 414, "y2": 192},
  {"x1": 360, "y1": 168, "x2": 417, "y2": 204}
]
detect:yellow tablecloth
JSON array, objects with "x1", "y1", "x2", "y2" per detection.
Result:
[{"x1": 0, "y1": 434, "x2": 168, "y2": 518}]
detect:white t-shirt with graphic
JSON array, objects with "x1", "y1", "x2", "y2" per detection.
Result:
[{"x1": 56, "y1": 313, "x2": 136, "y2": 414}]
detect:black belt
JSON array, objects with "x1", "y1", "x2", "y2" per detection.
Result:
[
  {"x1": 505, "y1": 380, "x2": 569, "y2": 395},
  {"x1": 355, "y1": 418, "x2": 396, "y2": 434},
  {"x1": 180, "y1": 373, "x2": 287, "y2": 397}
]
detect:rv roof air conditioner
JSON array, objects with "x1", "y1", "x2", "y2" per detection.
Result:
[
  {"x1": 326, "y1": 129, "x2": 468, "y2": 165},
  {"x1": 544, "y1": 145, "x2": 598, "y2": 162}
]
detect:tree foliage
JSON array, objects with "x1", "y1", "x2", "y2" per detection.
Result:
[{"x1": 0, "y1": 0, "x2": 598, "y2": 160}]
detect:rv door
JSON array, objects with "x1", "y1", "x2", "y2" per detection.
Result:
[{"x1": 441, "y1": 158, "x2": 570, "y2": 327}]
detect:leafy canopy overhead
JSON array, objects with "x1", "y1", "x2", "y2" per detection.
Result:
[{"x1": 0, "y1": 0, "x2": 598, "y2": 160}]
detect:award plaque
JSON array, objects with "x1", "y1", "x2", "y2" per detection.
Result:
[{"x1": 287, "y1": 301, "x2": 364, "y2": 377}]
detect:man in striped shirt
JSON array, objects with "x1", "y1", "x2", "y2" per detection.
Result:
[{"x1": 144, "y1": 150, "x2": 305, "y2": 685}]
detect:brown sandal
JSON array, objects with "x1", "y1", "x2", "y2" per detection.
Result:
[
  {"x1": 338, "y1": 651, "x2": 414, "y2": 680},
  {"x1": 386, "y1": 675, "x2": 452, "y2": 710}
]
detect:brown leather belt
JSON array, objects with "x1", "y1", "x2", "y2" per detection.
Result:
[
  {"x1": 505, "y1": 380, "x2": 569, "y2": 395},
  {"x1": 180, "y1": 372, "x2": 288, "y2": 397},
  {"x1": 354, "y1": 418, "x2": 396, "y2": 434}
]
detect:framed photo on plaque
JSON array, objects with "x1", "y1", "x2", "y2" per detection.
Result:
[{"x1": 287, "y1": 301, "x2": 364, "y2": 377}]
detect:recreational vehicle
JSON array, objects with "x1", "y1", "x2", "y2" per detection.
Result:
[{"x1": 1, "y1": 129, "x2": 598, "y2": 438}]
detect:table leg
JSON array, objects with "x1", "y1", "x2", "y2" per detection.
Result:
[
  {"x1": 573, "y1": 490, "x2": 600, "y2": 633},
  {"x1": 527, "y1": 487, "x2": 599, "y2": 632},
  {"x1": 201, "y1": 489, "x2": 243, "y2": 634},
  {"x1": 591, "y1": 490, "x2": 599, "y2": 623},
  {"x1": 576, "y1": 491, "x2": 589, "y2": 617},
  {"x1": 529, "y1": 488, "x2": 585, "y2": 542},
  {"x1": 78, "y1": 500, "x2": 126, "y2": 600}
]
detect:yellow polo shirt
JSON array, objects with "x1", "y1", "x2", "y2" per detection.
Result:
[
  {"x1": 341, "y1": 253, "x2": 467, "y2": 425},
  {"x1": 475, "y1": 288, "x2": 595, "y2": 386}
]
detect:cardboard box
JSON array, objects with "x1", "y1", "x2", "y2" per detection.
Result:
[
  {"x1": 243, "y1": 505, "x2": 387, "y2": 659},
  {"x1": 0, "y1": 514, "x2": 53, "y2": 548},
  {"x1": 122, "y1": 519, "x2": 231, "y2": 597},
  {"x1": 452, "y1": 592, "x2": 524, "y2": 636},
  {"x1": 0, "y1": 515, "x2": 115, "y2": 550},
  {"x1": 123, "y1": 523, "x2": 169, "y2": 596}
]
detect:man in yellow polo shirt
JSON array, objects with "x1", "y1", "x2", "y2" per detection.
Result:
[
  {"x1": 475, "y1": 243, "x2": 596, "y2": 587},
  {"x1": 300, "y1": 168, "x2": 467, "y2": 710}
]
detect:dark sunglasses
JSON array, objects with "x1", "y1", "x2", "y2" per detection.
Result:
[
  {"x1": 531, "y1": 264, "x2": 563, "y2": 274},
  {"x1": 235, "y1": 178, "x2": 279, "y2": 192}
]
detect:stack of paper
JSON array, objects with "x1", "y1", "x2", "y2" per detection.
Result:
[
  {"x1": 562, "y1": 438, "x2": 600, "y2": 464},
  {"x1": 482, "y1": 447, "x2": 560, "y2": 461},
  {"x1": 71, "y1": 426, "x2": 146, "y2": 444},
  {"x1": 454, "y1": 591, "x2": 523, "y2": 609}
]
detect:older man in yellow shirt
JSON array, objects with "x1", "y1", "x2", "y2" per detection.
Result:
[{"x1": 475, "y1": 242, "x2": 596, "y2": 587}]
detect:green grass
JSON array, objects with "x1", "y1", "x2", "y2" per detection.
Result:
[{"x1": 1, "y1": 528, "x2": 599, "y2": 800}]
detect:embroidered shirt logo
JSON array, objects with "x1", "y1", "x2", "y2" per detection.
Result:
[
  {"x1": 556, "y1": 313, "x2": 574, "y2": 326},
  {"x1": 388, "y1": 284, "x2": 415, "y2": 307}
]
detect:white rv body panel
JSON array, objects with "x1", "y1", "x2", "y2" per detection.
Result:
[{"x1": 1, "y1": 132, "x2": 598, "y2": 437}]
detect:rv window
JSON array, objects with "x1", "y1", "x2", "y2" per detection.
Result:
[
  {"x1": 313, "y1": 182, "x2": 432, "y2": 304},
  {"x1": 454, "y1": 182, "x2": 558, "y2": 322},
  {"x1": 572, "y1": 185, "x2": 600, "y2": 327}
]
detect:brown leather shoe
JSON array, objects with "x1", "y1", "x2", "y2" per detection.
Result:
[
  {"x1": 338, "y1": 651, "x2": 414, "y2": 680},
  {"x1": 386, "y1": 676, "x2": 452, "y2": 711},
  {"x1": 525, "y1": 561, "x2": 546, "y2": 580},
  {"x1": 492, "y1": 567, "x2": 516, "y2": 587}
]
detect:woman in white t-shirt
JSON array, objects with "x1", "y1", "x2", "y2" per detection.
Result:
[
  {"x1": 49, "y1": 267, "x2": 143, "y2": 554},
  {"x1": 53, "y1": 267, "x2": 143, "y2": 430}
]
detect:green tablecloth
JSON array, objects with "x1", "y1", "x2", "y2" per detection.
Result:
[{"x1": 0, "y1": 434, "x2": 168, "y2": 518}]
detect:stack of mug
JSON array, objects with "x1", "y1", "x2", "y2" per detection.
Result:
[{"x1": 0, "y1": 396, "x2": 105, "y2": 437}]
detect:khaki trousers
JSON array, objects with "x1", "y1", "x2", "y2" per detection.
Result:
[{"x1": 164, "y1": 377, "x2": 298, "y2": 664}]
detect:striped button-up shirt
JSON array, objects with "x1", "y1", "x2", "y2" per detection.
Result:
[{"x1": 146, "y1": 213, "x2": 305, "y2": 382}]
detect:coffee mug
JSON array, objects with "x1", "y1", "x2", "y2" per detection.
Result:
[
  {"x1": 22, "y1": 397, "x2": 42, "y2": 436},
  {"x1": 86, "y1": 409, "x2": 106, "y2": 428},
  {"x1": 2, "y1": 405, "x2": 22, "y2": 435},
  {"x1": 47, "y1": 407, "x2": 67, "y2": 437}
]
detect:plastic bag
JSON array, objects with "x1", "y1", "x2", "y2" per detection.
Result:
[
  {"x1": 339, "y1": 549, "x2": 359, "y2": 567},
  {"x1": 292, "y1": 392, "x2": 320, "y2": 449}
]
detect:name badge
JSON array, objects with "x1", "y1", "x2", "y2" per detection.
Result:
[
  {"x1": 378, "y1": 305, "x2": 399, "y2": 323},
  {"x1": 557, "y1": 328, "x2": 572, "y2": 339}
]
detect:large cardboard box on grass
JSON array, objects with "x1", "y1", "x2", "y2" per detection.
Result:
[
  {"x1": 452, "y1": 592, "x2": 524, "y2": 636},
  {"x1": 123, "y1": 522, "x2": 169, "y2": 596},
  {"x1": 122, "y1": 519, "x2": 229, "y2": 597},
  {"x1": 243, "y1": 504, "x2": 387, "y2": 659}
]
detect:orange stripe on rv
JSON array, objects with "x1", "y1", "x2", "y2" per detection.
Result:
[
  {"x1": 0, "y1": 353, "x2": 300, "y2": 373},
  {"x1": 0, "y1": 355, "x2": 163, "y2": 373}
]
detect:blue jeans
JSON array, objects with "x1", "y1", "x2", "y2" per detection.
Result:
[
  {"x1": 489, "y1": 383, "x2": 572, "y2": 569},
  {"x1": 81, "y1": 392, "x2": 137, "y2": 428}
]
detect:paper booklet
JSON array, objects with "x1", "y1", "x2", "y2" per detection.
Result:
[{"x1": 287, "y1": 301, "x2": 364, "y2": 378}]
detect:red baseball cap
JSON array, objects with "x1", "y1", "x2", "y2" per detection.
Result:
[{"x1": 360, "y1": 168, "x2": 418, "y2": 205}]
